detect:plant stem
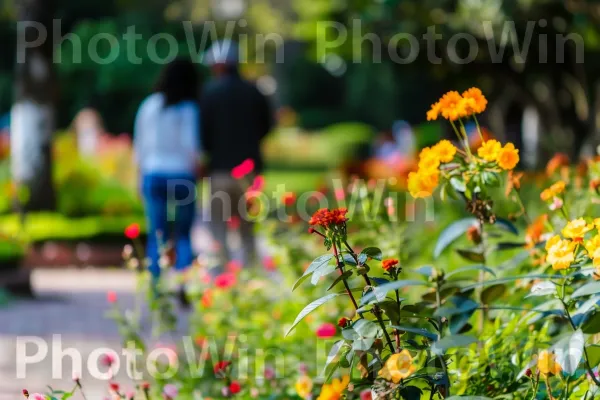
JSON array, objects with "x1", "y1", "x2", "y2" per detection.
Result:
[
  {"x1": 473, "y1": 115, "x2": 484, "y2": 143},
  {"x1": 332, "y1": 242, "x2": 359, "y2": 310},
  {"x1": 435, "y1": 280, "x2": 451, "y2": 397},
  {"x1": 478, "y1": 220, "x2": 488, "y2": 334}
]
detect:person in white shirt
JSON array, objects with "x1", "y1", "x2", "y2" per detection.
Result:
[{"x1": 134, "y1": 58, "x2": 201, "y2": 280}]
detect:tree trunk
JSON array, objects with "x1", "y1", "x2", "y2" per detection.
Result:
[{"x1": 11, "y1": 0, "x2": 57, "y2": 211}]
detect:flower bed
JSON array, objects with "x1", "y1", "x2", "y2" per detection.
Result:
[{"x1": 27, "y1": 89, "x2": 600, "y2": 400}]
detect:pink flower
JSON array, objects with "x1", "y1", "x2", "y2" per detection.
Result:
[
  {"x1": 107, "y1": 291, "x2": 117, "y2": 304},
  {"x1": 124, "y1": 223, "x2": 140, "y2": 240},
  {"x1": 30, "y1": 394, "x2": 45, "y2": 400},
  {"x1": 214, "y1": 272, "x2": 237, "y2": 289},
  {"x1": 360, "y1": 389, "x2": 373, "y2": 400},
  {"x1": 550, "y1": 197, "x2": 564, "y2": 211},
  {"x1": 316, "y1": 323, "x2": 337, "y2": 338},
  {"x1": 227, "y1": 216, "x2": 241, "y2": 230},
  {"x1": 264, "y1": 366, "x2": 275, "y2": 380},
  {"x1": 250, "y1": 175, "x2": 265, "y2": 191},
  {"x1": 226, "y1": 260, "x2": 243, "y2": 274},
  {"x1": 126, "y1": 390, "x2": 136, "y2": 400},
  {"x1": 263, "y1": 256, "x2": 277, "y2": 272},
  {"x1": 231, "y1": 159, "x2": 255, "y2": 179},
  {"x1": 163, "y1": 384, "x2": 178, "y2": 399},
  {"x1": 335, "y1": 188, "x2": 346, "y2": 201},
  {"x1": 101, "y1": 352, "x2": 117, "y2": 367}
]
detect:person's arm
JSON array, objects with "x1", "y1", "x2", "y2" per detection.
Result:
[{"x1": 133, "y1": 100, "x2": 147, "y2": 196}]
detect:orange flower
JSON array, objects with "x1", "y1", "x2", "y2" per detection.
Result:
[
  {"x1": 526, "y1": 214, "x2": 547, "y2": 248},
  {"x1": 309, "y1": 208, "x2": 349, "y2": 228},
  {"x1": 462, "y1": 87, "x2": 488, "y2": 114},
  {"x1": 337, "y1": 317, "x2": 350, "y2": 327},
  {"x1": 537, "y1": 350, "x2": 561, "y2": 377},
  {"x1": 418, "y1": 147, "x2": 441, "y2": 171},
  {"x1": 439, "y1": 91, "x2": 470, "y2": 121},
  {"x1": 505, "y1": 170, "x2": 524, "y2": 197},
  {"x1": 427, "y1": 102, "x2": 441, "y2": 121},
  {"x1": 497, "y1": 143, "x2": 520, "y2": 170},
  {"x1": 408, "y1": 169, "x2": 439, "y2": 198},
  {"x1": 546, "y1": 153, "x2": 569, "y2": 176},
  {"x1": 540, "y1": 181, "x2": 566, "y2": 201},
  {"x1": 382, "y1": 258, "x2": 399, "y2": 271}
]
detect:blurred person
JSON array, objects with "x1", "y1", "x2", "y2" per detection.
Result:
[
  {"x1": 71, "y1": 96, "x2": 105, "y2": 156},
  {"x1": 201, "y1": 40, "x2": 273, "y2": 268},
  {"x1": 133, "y1": 58, "x2": 202, "y2": 284}
]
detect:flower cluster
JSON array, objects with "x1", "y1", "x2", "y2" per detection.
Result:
[
  {"x1": 540, "y1": 181, "x2": 566, "y2": 202},
  {"x1": 427, "y1": 88, "x2": 487, "y2": 121},
  {"x1": 407, "y1": 140, "x2": 456, "y2": 198},
  {"x1": 477, "y1": 139, "x2": 520, "y2": 170},
  {"x1": 381, "y1": 258, "x2": 399, "y2": 271},
  {"x1": 545, "y1": 218, "x2": 600, "y2": 270},
  {"x1": 309, "y1": 208, "x2": 349, "y2": 228}
]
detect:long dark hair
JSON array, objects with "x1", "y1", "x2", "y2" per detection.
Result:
[{"x1": 154, "y1": 58, "x2": 200, "y2": 106}]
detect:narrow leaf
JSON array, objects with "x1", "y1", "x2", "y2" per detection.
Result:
[
  {"x1": 434, "y1": 218, "x2": 478, "y2": 258},
  {"x1": 285, "y1": 293, "x2": 341, "y2": 336}
]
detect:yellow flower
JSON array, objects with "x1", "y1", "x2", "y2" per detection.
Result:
[
  {"x1": 408, "y1": 169, "x2": 439, "y2": 199},
  {"x1": 462, "y1": 87, "x2": 488, "y2": 114},
  {"x1": 562, "y1": 218, "x2": 593, "y2": 241},
  {"x1": 545, "y1": 235, "x2": 576, "y2": 270},
  {"x1": 594, "y1": 218, "x2": 600, "y2": 231},
  {"x1": 378, "y1": 350, "x2": 416, "y2": 383},
  {"x1": 432, "y1": 140, "x2": 457, "y2": 163},
  {"x1": 540, "y1": 181, "x2": 566, "y2": 201},
  {"x1": 537, "y1": 350, "x2": 562, "y2": 377},
  {"x1": 418, "y1": 147, "x2": 441, "y2": 171},
  {"x1": 316, "y1": 376, "x2": 349, "y2": 400},
  {"x1": 439, "y1": 91, "x2": 470, "y2": 121},
  {"x1": 477, "y1": 140, "x2": 501, "y2": 162},
  {"x1": 497, "y1": 143, "x2": 520, "y2": 170},
  {"x1": 427, "y1": 102, "x2": 441, "y2": 121},
  {"x1": 295, "y1": 375, "x2": 314, "y2": 399},
  {"x1": 585, "y1": 235, "x2": 600, "y2": 266}
]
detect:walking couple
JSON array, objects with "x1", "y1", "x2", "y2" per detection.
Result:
[{"x1": 133, "y1": 41, "x2": 273, "y2": 284}]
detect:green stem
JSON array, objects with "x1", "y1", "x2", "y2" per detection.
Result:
[
  {"x1": 435, "y1": 280, "x2": 451, "y2": 397},
  {"x1": 473, "y1": 115, "x2": 484, "y2": 142},
  {"x1": 478, "y1": 220, "x2": 488, "y2": 334},
  {"x1": 332, "y1": 242, "x2": 359, "y2": 310}
]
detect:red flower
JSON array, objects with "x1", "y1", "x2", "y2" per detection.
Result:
[
  {"x1": 227, "y1": 216, "x2": 241, "y2": 230},
  {"x1": 101, "y1": 352, "x2": 117, "y2": 367},
  {"x1": 316, "y1": 322, "x2": 337, "y2": 338},
  {"x1": 309, "y1": 208, "x2": 348, "y2": 228},
  {"x1": 337, "y1": 317, "x2": 349, "y2": 327},
  {"x1": 107, "y1": 291, "x2": 117, "y2": 304},
  {"x1": 140, "y1": 381, "x2": 151, "y2": 391},
  {"x1": 214, "y1": 272, "x2": 236, "y2": 289},
  {"x1": 263, "y1": 256, "x2": 277, "y2": 272},
  {"x1": 382, "y1": 258, "x2": 399, "y2": 271},
  {"x1": 229, "y1": 380, "x2": 242, "y2": 394},
  {"x1": 250, "y1": 175, "x2": 265, "y2": 191},
  {"x1": 124, "y1": 223, "x2": 140, "y2": 240},
  {"x1": 109, "y1": 382, "x2": 120, "y2": 392},
  {"x1": 282, "y1": 192, "x2": 296, "y2": 206},
  {"x1": 231, "y1": 159, "x2": 255, "y2": 179},
  {"x1": 360, "y1": 389, "x2": 373, "y2": 400},
  {"x1": 22, "y1": 389, "x2": 29, "y2": 398},
  {"x1": 214, "y1": 360, "x2": 231, "y2": 374}
]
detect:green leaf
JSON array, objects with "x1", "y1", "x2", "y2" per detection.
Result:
[
  {"x1": 360, "y1": 280, "x2": 430, "y2": 306},
  {"x1": 327, "y1": 270, "x2": 353, "y2": 291},
  {"x1": 320, "y1": 340, "x2": 344, "y2": 377},
  {"x1": 431, "y1": 335, "x2": 477, "y2": 355},
  {"x1": 293, "y1": 254, "x2": 334, "y2": 291},
  {"x1": 311, "y1": 263, "x2": 337, "y2": 285},
  {"x1": 353, "y1": 319, "x2": 380, "y2": 338},
  {"x1": 352, "y1": 337, "x2": 375, "y2": 351},
  {"x1": 285, "y1": 293, "x2": 341, "y2": 336},
  {"x1": 360, "y1": 247, "x2": 383, "y2": 261},
  {"x1": 446, "y1": 397, "x2": 493, "y2": 400},
  {"x1": 434, "y1": 218, "x2": 478, "y2": 258},
  {"x1": 572, "y1": 281, "x2": 600, "y2": 298},
  {"x1": 450, "y1": 177, "x2": 466, "y2": 192},
  {"x1": 582, "y1": 311, "x2": 600, "y2": 334},
  {"x1": 461, "y1": 274, "x2": 563, "y2": 292},
  {"x1": 494, "y1": 217, "x2": 519, "y2": 235},
  {"x1": 481, "y1": 284, "x2": 506, "y2": 304},
  {"x1": 391, "y1": 325, "x2": 437, "y2": 340},
  {"x1": 414, "y1": 265, "x2": 435, "y2": 277},
  {"x1": 552, "y1": 329, "x2": 584, "y2": 375},
  {"x1": 495, "y1": 242, "x2": 526, "y2": 251},
  {"x1": 445, "y1": 265, "x2": 496, "y2": 280},
  {"x1": 525, "y1": 281, "x2": 557, "y2": 298},
  {"x1": 455, "y1": 249, "x2": 485, "y2": 263},
  {"x1": 586, "y1": 345, "x2": 600, "y2": 367}
]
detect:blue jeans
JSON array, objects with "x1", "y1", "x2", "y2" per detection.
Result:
[{"x1": 142, "y1": 173, "x2": 196, "y2": 277}]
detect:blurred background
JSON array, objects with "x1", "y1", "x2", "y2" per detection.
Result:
[{"x1": 0, "y1": 0, "x2": 597, "y2": 268}]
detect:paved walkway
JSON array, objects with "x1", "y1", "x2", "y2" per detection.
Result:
[{"x1": 0, "y1": 269, "x2": 151, "y2": 399}]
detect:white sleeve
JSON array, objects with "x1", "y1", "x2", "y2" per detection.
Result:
[{"x1": 133, "y1": 101, "x2": 146, "y2": 166}]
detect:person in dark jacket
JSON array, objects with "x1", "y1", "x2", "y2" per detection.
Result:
[{"x1": 201, "y1": 40, "x2": 273, "y2": 268}]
